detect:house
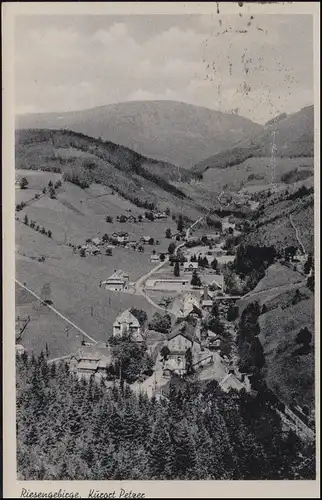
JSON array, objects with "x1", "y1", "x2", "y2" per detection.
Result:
[
  {"x1": 154, "y1": 212, "x2": 168, "y2": 220},
  {"x1": 183, "y1": 261, "x2": 199, "y2": 273},
  {"x1": 112, "y1": 232, "x2": 129, "y2": 244},
  {"x1": 82, "y1": 244, "x2": 101, "y2": 256},
  {"x1": 206, "y1": 232, "x2": 221, "y2": 240},
  {"x1": 70, "y1": 345, "x2": 112, "y2": 380},
  {"x1": 92, "y1": 237, "x2": 101, "y2": 246},
  {"x1": 162, "y1": 322, "x2": 201, "y2": 377},
  {"x1": 150, "y1": 253, "x2": 160, "y2": 263},
  {"x1": 145, "y1": 278, "x2": 190, "y2": 292},
  {"x1": 113, "y1": 309, "x2": 143, "y2": 340},
  {"x1": 101, "y1": 270, "x2": 129, "y2": 291},
  {"x1": 219, "y1": 372, "x2": 251, "y2": 393},
  {"x1": 172, "y1": 292, "x2": 201, "y2": 318},
  {"x1": 15, "y1": 344, "x2": 25, "y2": 355},
  {"x1": 140, "y1": 236, "x2": 152, "y2": 244},
  {"x1": 203, "y1": 274, "x2": 225, "y2": 291},
  {"x1": 200, "y1": 285, "x2": 214, "y2": 309},
  {"x1": 222, "y1": 217, "x2": 236, "y2": 232},
  {"x1": 128, "y1": 215, "x2": 137, "y2": 223}
]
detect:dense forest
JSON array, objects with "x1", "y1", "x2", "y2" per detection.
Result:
[{"x1": 16, "y1": 353, "x2": 315, "y2": 480}]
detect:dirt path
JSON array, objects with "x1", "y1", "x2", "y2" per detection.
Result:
[
  {"x1": 289, "y1": 214, "x2": 306, "y2": 255},
  {"x1": 15, "y1": 280, "x2": 98, "y2": 345}
]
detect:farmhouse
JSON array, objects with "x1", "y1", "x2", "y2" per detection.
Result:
[
  {"x1": 92, "y1": 237, "x2": 101, "y2": 246},
  {"x1": 172, "y1": 292, "x2": 201, "y2": 318},
  {"x1": 112, "y1": 309, "x2": 143, "y2": 341},
  {"x1": 82, "y1": 244, "x2": 101, "y2": 256},
  {"x1": 203, "y1": 274, "x2": 225, "y2": 291},
  {"x1": 112, "y1": 232, "x2": 129, "y2": 244},
  {"x1": 70, "y1": 345, "x2": 112, "y2": 381},
  {"x1": 15, "y1": 344, "x2": 25, "y2": 355},
  {"x1": 150, "y1": 253, "x2": 160, "y2": 263},
  {"x1": 154, "y1": 212, "x2": 167, "y2": 220},
  {"x1": 162, "y1": 322, "x2": 201, "y2": 377},
  {"x1": 140, "y1": 236, "x2": 152, "y2": 244},
  {"x1": 102, "y1": 270, "x2": 129, "y2": 291},
  {"x1": 145, "y1": 278, "x2": 189, "y2": 292},
  {"x1": 183, "y1": 261, "x2": 199, "y2": 273}
]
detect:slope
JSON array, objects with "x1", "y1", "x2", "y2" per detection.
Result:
[
  {"x1": 15, "y1": 128, "x2": 206, "y2": 220},
  {"x1": 237, "y1": 266, "x2": 314, "y2": 413},
  {"x1": 16, "y1": 100, "x2": 263, "y2": 168},
  {"x1": 193, "y1": 105, "x2": 314, "y2": 175},
  {"x1": 242, "y1": 185, "x2": 314, "y2": 253}
]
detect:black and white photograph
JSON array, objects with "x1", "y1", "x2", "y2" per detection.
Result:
[{"x1": 2, "y1": 1, "x2": 320, "y2": 495}]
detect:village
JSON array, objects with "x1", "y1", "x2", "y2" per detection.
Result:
[{"x1": 49, "y1": 211, "x2": 255, "y2": 400}]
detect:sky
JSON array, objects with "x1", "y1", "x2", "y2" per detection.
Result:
[{"x1": 14, "y1": 14, "x2": 313, "y2": 124}]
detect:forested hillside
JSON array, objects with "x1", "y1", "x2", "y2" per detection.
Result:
[{"x1": 16, "y1": 353, "x2": 315, "y2": 480}]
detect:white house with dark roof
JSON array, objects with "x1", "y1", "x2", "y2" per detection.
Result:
[
  {"x1": 113, "y1": 309, "x2": 143, "y2": 341},
  {"x1": 69, "y1": 345, "x2": 112, "y2": 380},
  {"x1": 183, "y1": 261, "x2": 199, "y2": 273},
  {"x1": 101, "y1": 270, "x2": 129, "y2": 291}
]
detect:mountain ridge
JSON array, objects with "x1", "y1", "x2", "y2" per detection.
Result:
[{"x1": 16, "y1": 100, "x2": 263, "y2": 168}]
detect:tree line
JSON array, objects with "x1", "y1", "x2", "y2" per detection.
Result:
[{"x1": 16, "y1": 353, "x2": 315, "y2": 480}]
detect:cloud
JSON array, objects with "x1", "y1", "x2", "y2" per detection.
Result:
[{"x1": 15, "y1": 15, "x2": 313, "y2": 123}]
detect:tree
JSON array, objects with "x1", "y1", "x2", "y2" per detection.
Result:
[
  {"x1": 304, "y1": 254, "x2": 313, "y2": 275},
  {"x1": 165, "y1": 228, "x2": 172, "y2": 239},
  {"x1": 185, "y1": 347, "x2": 194, "y2": 375},
  {"x1": 47, "y1": 230, "x2": 52, "y2": 238},
  {"x1": 106, "y1": 248, "x2": 112, "y2": 256},
  {"x1": 145, "y1": 212, "x2": 154, "y2": 221},
  {"x1": 191, "y1": 271, "x2": 201, "y2": 288},
  {"x1": 20, "y1": 177, "x2": 29, "y2": 190},
  {"x1": 174, "y1": 261, "x2": 180, "y2": 277},
  {"x1": 42, "y1": 187, "x2": 47, "y2": 194},
  {"x1": 168, "y1": 243, "x2": 176, "y2": 255},
  {"x1": 149, "y1": 238, "x2": 155, "y2": 245},
  {"x1": 80, "y1": 248, "x2": 86, "y2": 257},
  {"x1": 227, "y1": 304, "x2": 238, "y2": 321},
  {"x1": 138, "y1": 215, "x2": 143, "y2": 222},
  {"x1": 41, "y1": 227, "x2": 46, "y2": 235},
  {"x1": 102, "y1": 233, "x2": 109, "y2": 243},
  {"x1": 49, "y1": 187, "x2": 56, "y2": 199},
  {"x1": 130, "y1": 308, "x2": 148, "y2": 327},
  {"x1": 160, "y1": 253, "x2": 166, "y2": 262},
  {"x1": 177, "y1": 215, "x2": 184, "y2": 233},
  {"x1": 149, "y1": 313, "x2": 172, "y2": 334},
  {"x1": 165, "y1": 208, "x2": 171, "y2": 216},
  {"x1": 48, "y1": 181, "x2": 53, "y2": 187},
  {"x1": 23, "y1": 214, "x2": 29, "y2": 225},
  {"x1": 211, "y1": 258, "x2": 218, "y2": 271},
  {"x1": 106, "y1": 216, "x2": 113, "y2": 223},
  {"x1": 296, "y1": 327, "x2": 312, "y2": 347}
]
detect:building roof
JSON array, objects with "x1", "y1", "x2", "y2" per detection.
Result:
[
  {"x1": 77, "y1": 360, "x2": 99, "y2": 371},
  {"x1": 168, "y1": 322, "x2": 200, "y2": 344},
  {"x1": 105, "y1": 269, "x2": 129, "y2": 281},
  {"x1": 113, "y1": 309, "x2": 140, "y2": 327},
  {"x1": 72, "y1": 345, "x2": 111, "y2": 362},
  {"x1": 184, "y1": 261, "x2": 199, "y2": 268},
  {"x1": 92, "y1": 237, "x2": 101, "y2": 245}
]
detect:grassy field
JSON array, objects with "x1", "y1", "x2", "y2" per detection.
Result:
[
  {"x1": 16, "y1": 179, "x2": 179, "y2": 250},
  {"x1": 201, "y1": 157, "x2": 313, "y2": 193},
  {"x1": 250, "y1": 263, "x2": 304, "y2": 293},
  {"x1": 16, "y1": 256, "x2": 159, "y2": 358}
]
